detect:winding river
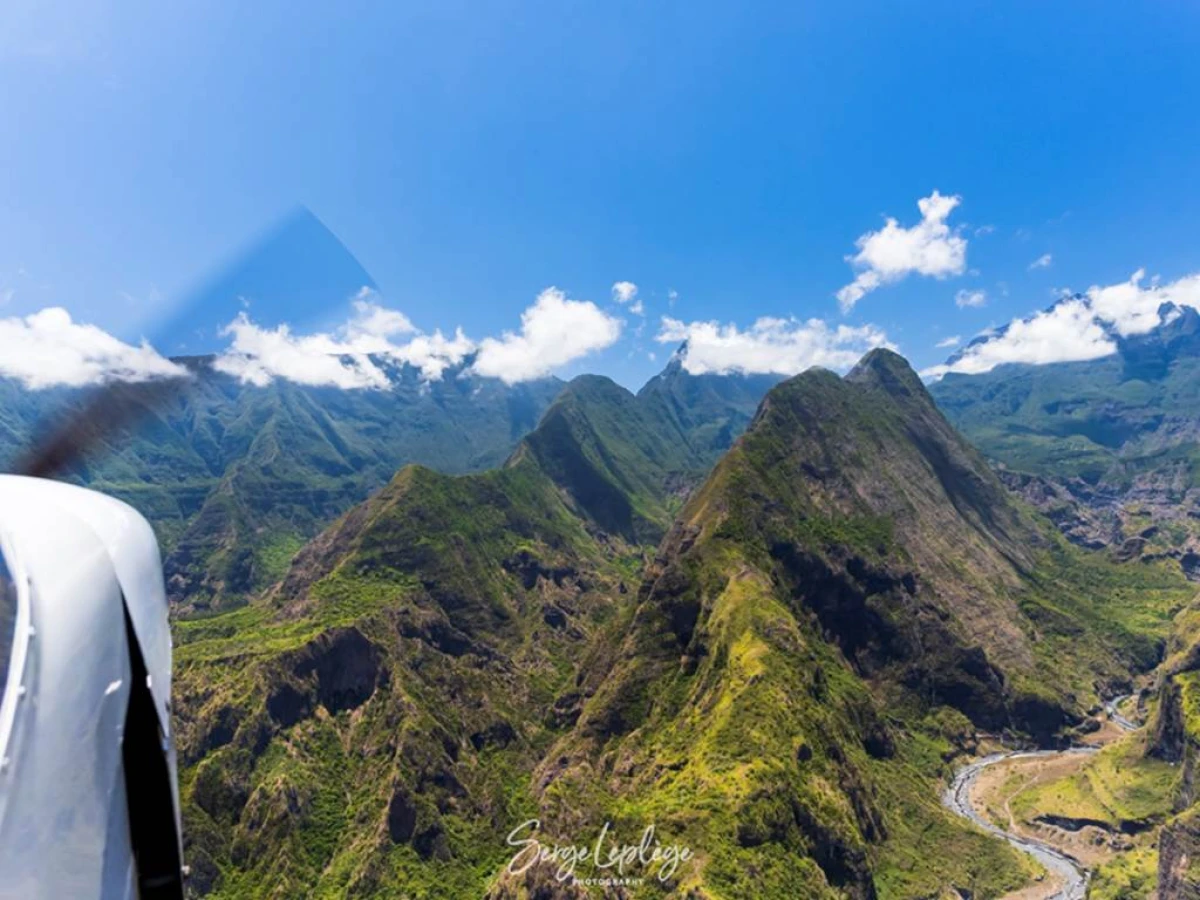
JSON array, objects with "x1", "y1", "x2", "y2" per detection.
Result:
[{"x1": 940, "y1": 695, "x2": 1137, "y2": 900}]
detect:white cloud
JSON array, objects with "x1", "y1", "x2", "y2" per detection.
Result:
[
  {"x1": 216, "y1": 314, "x2": 387, "y2": 389},
  {"x1": 1084, "y1": 268, "x2": 1200, "y2": 337},
  {"x1": 612, "y1": 281, "x2": 638, "y2": 304},
  {"x1": 215, "y1": 295, "x2": 474, "y2": 388},
  {"x1": 955, "y1": 288, "x2": 987, "y2": 308},
  {"x1": 1029, "y1": 253, "x2": 1053, "y2": 270},
  {"x1": 0, "y1": 307, "x2": 186, "y2": 389},
  {"x1": 924, "y1": 268, "x2": 1200, "y2": 379},
  {"x1": 216, "y1": 284, "x2": 625, "y2": 388},
  {"x1": 837, "y1": 190, "x2": 968, "y2": 311},
  {"x1": 346, "y1": 286, "x2": 416, "y2": 338},
  {"x1": 472, "y1": 287, "x2": 622, "y2": 383},
  {"x1": 656, "y1": 315, "x2": 894, "y2": 376},
  {"x1": 667, "y1": 289, "x2": 678, "y2": 307},
  {"x1": 935, "y1": 335, "x2": 961, "y2": 349},
  {"x1": 394, "y1": 329, "x2": 476, "y2": 380},
  {"x1": 923, "y1": 299, "x2": 1117, "y2": 379},
  {"x1": 611, "y1": 281, "x2": 644, "y2": 315}
]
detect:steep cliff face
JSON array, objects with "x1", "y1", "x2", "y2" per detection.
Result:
[
  {"x1": 1160, "y1": 808, "x2": 1200, "y2": 900},
  {"x1": 1151, "y1": 614, "x2": 1200, "y2": 898},
  {"x1": 590, "y1": 351, "x2": 1175, "y2": 741}
]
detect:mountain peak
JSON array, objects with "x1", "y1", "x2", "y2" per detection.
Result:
[
  {"x1": 846, "y1": 347, "x2": 927, "y2": 400},
  {"x1": 562, "y1": 372, "x2": 627, "y2": 397}
]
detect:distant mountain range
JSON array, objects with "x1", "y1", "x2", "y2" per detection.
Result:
[
  {"x1": 0, "y1": 356, "x2": 563, "y2": 610},
  {"x1": 0, "y1": 349, "x2": 775, "y2": 612},
  {"x1": 931, "y1": 301, "x2": 1200, "y2": 580}
]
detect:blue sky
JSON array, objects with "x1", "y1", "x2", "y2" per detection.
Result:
[{"x1": 2, "y1": 0, "x2": 1199, "y2": 389}]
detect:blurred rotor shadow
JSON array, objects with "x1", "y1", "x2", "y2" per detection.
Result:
[
  {"x1": 9, "y1": 205, "x2": 376, "y2": 483},
  {"x1": 13, "y1": 378, "x2": 186, "y2": 480}
]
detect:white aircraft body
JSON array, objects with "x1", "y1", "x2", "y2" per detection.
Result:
[{"x1": 0, "y1": 475, "x2": 183, "y2": 899}]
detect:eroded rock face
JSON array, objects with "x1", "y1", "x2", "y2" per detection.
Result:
[
  {"x1": 1151, "y1": 676, "x2": 1189, "y2": 765},
  {"x1": 998, "y1": 471, "x2": 1123, "y2": 551},
  {"x1": 384, "y1": 785, "x2": 451, "y2": 860},
  {"x1": 191, "y1": 756, "x2": 252, "y2": 824},
  {"x1": 396, "y1": 607, "x2": 482, "y2": 658},
  {"x1": 503, "y1": 550, "x2": 578, "y2": 590},
  {"x1": 386, "y1": 790, "x2": 418, "y2": 843},
  {"x1": 1151, "y1": 657, "x2": 1200, "y2": 898},
  {"x1": 998, "y1": 469, "x2": 1200, "y2": 582},
  {"x1": 469, "y1": 721, "x2": 517, "y2": 751},
  {"x1": 791, "y1": 799, "x2": 878, "y2": 900},
  {"x1": 1160, "y1": 809, "x2": 1200, "y2": 900},
  {"x1": 266, "y1": 682, "x2": 312, "y2": 727},
  {"x1": 266, "y1": 626, "x2": 386, "y2": 727},
  {"x1": 1183, "y1": 551, "x2": 1200, "y2": 581},
  {"x1": 293, "y1": 626, "x2": 386, "y2": 714},
  {"x1": 769, "y1": 542, "x2": 1018, "y2": 734}
]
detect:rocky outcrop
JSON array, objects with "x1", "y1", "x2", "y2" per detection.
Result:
[
  {"x1": 997, "y1": 470, "x2": 1123, "y2": 551},
  {"x1": 1152, "y1": 640, "x2": 1200, "y2": 897},
  {"x1": 1160, "y1": 808, "x2": 1200, "y2": 900},
  {"x1": 266, "y1": 626, "x2": 386, "y2": 726}
]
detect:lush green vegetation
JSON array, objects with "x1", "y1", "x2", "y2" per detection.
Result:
[
  {"x1": 1090, "y1": 846, "x2": 1159, "y2": 900},
  {"x1": 0, "y1": 360, "x2": 566, "y2": 612},
  {"x1": 1013, "y1": 537, "x2": 1196, "y2": 708},
  {"x1": 164, "y1": 347, "x2": 1200, "y2": 898},
  {"x1": 1009, "y1": 734, "x2": 1177, "y2": 829},
  {"x1": 172, "y1": 362, "x2": 775, "y2": 898}
]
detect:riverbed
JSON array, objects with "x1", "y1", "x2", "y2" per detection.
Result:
[{"x1": 941, "y1": 696, "x2": 1138, "y2": 900}]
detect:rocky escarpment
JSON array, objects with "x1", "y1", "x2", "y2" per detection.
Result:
[
  {"x1": 998, "y1": 468, "x2": 1200, "y2": 582},
  {"x1": 1160, "y1": 807, "x2": 1200, "y2": 900},
  {"x1": 997, "y1": 470, "x2": 1124, "y2": 551},
  {"x1": 1150, "y1": 629, "x2": 1200, "y2": 898}
]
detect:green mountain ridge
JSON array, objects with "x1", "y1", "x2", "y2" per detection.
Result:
[
  {"x1": 172, "y1": 361, "x2": 769, "y2": 896},
  {"x1": 0, "y1": 357, "x2": 566, "y2": 611},
  {"x1": 171, "y1": 349, "x2": 1193, "y2": 898},
  {"x1": 514, "y1": 365, "x2": 778, "y2": 543},
  {"x1": 521, "y1": 349, "x2": 1190, "y2": 896}
]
